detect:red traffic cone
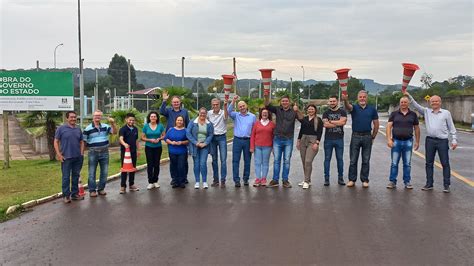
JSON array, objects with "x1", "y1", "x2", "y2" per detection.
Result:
[
  {"x1": 259, "y1": 69, "x2": 275, "y2": 96},
  {"x1": 334, "y1": 68, "x2": 351, "y2": 96},
  {"x1": 78, "y1": 177, "x2": 86, "y2": 197},
  {"x1": 401, "y1": 63, "x2": 420, "y2": 93},
  {"x1": 121, "y1": 147, "x2": 137, "y2": 172},
  {"x1": 222, "y1": 75, "x2": 235, "y2": 101}
]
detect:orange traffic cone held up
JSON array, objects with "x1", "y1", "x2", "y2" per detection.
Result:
[
  {"x1": 121, "y1": 147, "x2": 137, "y2": 173},
  {"x1": 401, "y1": 63, "x2": 420, "y2": 93},
  {"x1": 259, "y1": 69, "x2": 274, "y2": 96},
  {"x1": 334, "y1": 68, "x2": 351, "y2": 97},
  {"x1": 222, "y1": 75, "x2": 235, "y2": 101}
]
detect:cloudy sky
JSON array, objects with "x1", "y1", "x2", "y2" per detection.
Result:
[{"x1": 1, "y1": 0, "x2": 472, "y2": 85}]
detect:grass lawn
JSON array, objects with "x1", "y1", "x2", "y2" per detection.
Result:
[
  {"x1": 0, "y1": 124, "x2": 234, "y2": 222},
  {"x1": 0, "y1": 146, "x2": 166, "y2": 222}
]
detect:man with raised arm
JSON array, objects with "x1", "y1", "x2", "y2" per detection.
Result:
[
  {"x1": 404, "y1": 91, "x2": 457, "y2": 193},
  {"x1": 342, "y1": 90, "x2": 379, "y2": 188},
  {"x1": 264, "y1": 94, "x2": 303, "y2": 188}
]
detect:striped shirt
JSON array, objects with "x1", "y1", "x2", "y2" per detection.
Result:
[{"x1": 83, "y1": 123, "x2": 112, "y2": 148}]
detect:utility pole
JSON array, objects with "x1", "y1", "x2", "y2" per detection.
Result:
[
  {"x1": 196, "y1": 78, "x2": 199, "y2": 110},
  {"x1": 36, "y1": 60, "x2": 40, "y2": 71},
  {"x1": 375, "y1": 89, "x2": 379, "y2": 111},
  {"x1": 181, "y1": 57, "x2": 185, "y2": 88},
  {"x1": 233, "y1": 57, "x2": 238, "y2": 95},
  {"x1": 78, "y1": 0, "x2": 84, "y2": 129},
  {"x1": 94, "y1": 69, "x2": 99, "y2": 111},
  {"x1": 248, "y1": 80, "x2": 251, "y2": 97},
  {"x1": 290, "y1": 77, "x2": 293, "y2": 95},
  {"x1": 128, "y1": 59, "x2": 131, "y2": 109}
]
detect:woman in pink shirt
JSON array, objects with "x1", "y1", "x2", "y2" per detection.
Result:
[{"x1": 250, "y1": 108, "x2": 275, "y2": 187}]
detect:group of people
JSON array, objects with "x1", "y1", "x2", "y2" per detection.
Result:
[{"x1": 54, "y1": 88, "x2": 458, "y2": 203}]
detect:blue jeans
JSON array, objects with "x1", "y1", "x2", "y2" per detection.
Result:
[
  {"x1": 324, "y1": 138, "x2": 344, "y2": 181},
  {"x1": 425, "y1": 137, "x2": 451, "y2": 187},
  {"x1": 170, "y1": 153, "x2": 187, "y2": 186},
  {"x1": 88, "y1": 149, "x2": 109, "y2": 192},
  {"x1": 254, "y1": 146, "x2": 272, "y2": 179},
  {"x1": 210, "y1": 134, "x2": 227, "y2": 183},
  {"x1": 272, "y1": 136, "x2": 293, "y2": 182},
  {"x1": 232, "y1": 137, "x2": 251, "y2": 183},
  {"x1": 348, "y1": 133, "x2": 372, "y2": 182},
  {"x1": 389, "y1": 138, "x2": 413, "y2": 184},
  {"x1": 61, "y1": 156, "x2": 83, "y2": 198},
  {"x1": 193, "y1": 146, "x2": 209, "y2": 183}
]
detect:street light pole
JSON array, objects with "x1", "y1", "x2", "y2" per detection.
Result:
[
  {"x1": 290, "y1": 77, "x2": 293, "y2": 95},
  {"x1": 301, "y1": 66, "x2": 307, "y2": 101},
  {"x1": 181, "y1": 57, "x2": 185, "y2": 88},
  {"x1": 54, "y1": 43, "x2": 63, "y2": 69},
  {"x1": 77, "y1": 0, "x2": 84, "y2": 129}
]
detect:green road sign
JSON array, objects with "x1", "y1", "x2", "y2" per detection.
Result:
[{"x1": 0, "y1": 71, "x2": 74, "y2": 111}]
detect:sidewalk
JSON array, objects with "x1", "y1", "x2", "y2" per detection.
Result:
[{"x1": 0, "y1": 114, "x2": 48, "y2": 160}]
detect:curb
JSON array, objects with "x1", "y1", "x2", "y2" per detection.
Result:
[
  {"x1": 5, "y1": 137, "x2": 233, "y2": 216},
  {"x1": 5, "y1": 157, "x2": 172, "y2": 215}
]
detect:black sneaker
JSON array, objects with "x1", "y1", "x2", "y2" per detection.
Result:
[
  {"x1": 243, "y1": 181, "x2": 249, "y2": 186},
  {"x1": 282, "y1": 181, "x2": 292, "y2": 188},
  {"x1": 324, "y1": 181, "x2": 330, "y2": 186},
  {"x1": 421, "y1": 185, "x2": 433, "y2": 191},
  {"x1": 235, "y1": 182, "x2": 241, "y2": 188},
  {"x1": 338, "y1": 178, "x2": 346, "y2": 186},
  {"x1": 71, "y1": 195, "x2": 84, "y2": 201},
  {"x1": 211, "y1": 181, "x2": 219, "y2": 187},
  {"x1": 443, "y1": 186, "x2": 450, "y2": 193}
]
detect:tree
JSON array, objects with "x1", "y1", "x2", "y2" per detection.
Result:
[
  {"x1": 107, "y1": 54, "x2": 137, "y2": 87},
  {"x1": 21, "y1": 111, "x2": 63, "y2": 161},
  {"x1": 420, "y1": 72, "x2": 433, "y2": 90}
]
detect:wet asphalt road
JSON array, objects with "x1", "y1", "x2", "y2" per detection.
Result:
[{"x1": 1, "y1": 116, "x2": 473, "y2": 265}]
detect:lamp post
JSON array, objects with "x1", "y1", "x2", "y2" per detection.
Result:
[
  {"x1": 54, "y1": 43, "x2": 63, "y2": 69},
  {"x1": 301, "y1": 66, "x2": 307, "y2": 101},
  {"x1": 181, "y1": 57, "x2": 185, "y2": 88}
]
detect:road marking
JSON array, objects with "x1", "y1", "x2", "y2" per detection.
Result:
[{"x1": 378, "y1": 130, "x2": 474, "y2": 187}]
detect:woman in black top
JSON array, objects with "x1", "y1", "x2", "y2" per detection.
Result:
[{"x1": 296, "y1": 104, "x2": 323, "y2": 189}]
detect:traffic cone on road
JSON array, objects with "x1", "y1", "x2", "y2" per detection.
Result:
[
  {"x1": 259, "y1": 69, "x2": 275, "y2": 96},
  {"x1": 334, "y1": 68, "x2": 351, "y2": 97},
  {"x1": 222, "y1": 74, "x2": 235, "y2": 101},
  {"x1": 78, "y1": 177, "x2": 86, "y2": 197},
  {"x1": 121, "y1": 147, "x2": 137, "y2": 173},
  {"x1": 401, "y1": 63, "x2": 420, "y2": 93}
]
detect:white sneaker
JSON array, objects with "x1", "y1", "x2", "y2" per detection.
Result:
[
  {"x1": 154, "y1": 182, "x2": 160, "y2": 188},
  {"x1": 146, "y1": 184, "x2": 155, "y2": 190},
  {"x1": 302, "y1": 182, "x2": 310, "y2": 189},
  {"x1": 194, "y1": 182, "x2": 200, "y2": 189},
  {"x1": 203, "y1": 182, "x2": 209, "y2": 189},
  {"x1": 298, "y1": 181, "x2": 305, "y2": 186}
]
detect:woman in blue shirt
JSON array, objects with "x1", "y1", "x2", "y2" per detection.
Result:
[
  {"x1": 187, "y1": 107, "x2": 214, "y2": 189},
  {"x1": 141, "y1": 111, "x2": 166, "y2": 190},
  {"x1": 164, "y1": 116, "x2": 189, "y2": 188}
]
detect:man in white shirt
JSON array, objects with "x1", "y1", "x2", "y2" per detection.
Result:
[
  {"x1": 207, "y1": 98, "x2": 229, "y2": 187},
  {"x1": 405, "y1": 92, "x2": 457, "y2": 193}
]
